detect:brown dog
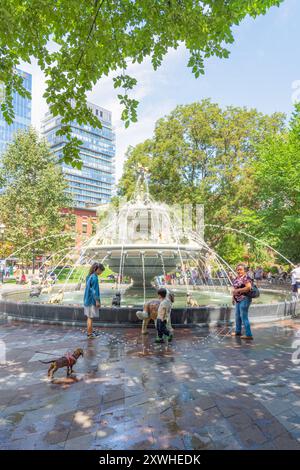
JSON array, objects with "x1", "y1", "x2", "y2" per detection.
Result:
[{"x1": 40, "y1": 348, "x2": 84, "y2": 379}]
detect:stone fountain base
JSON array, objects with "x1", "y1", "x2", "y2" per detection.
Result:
[{"x1": 0, "y1": 290, "x2": 299, "y2": 327}]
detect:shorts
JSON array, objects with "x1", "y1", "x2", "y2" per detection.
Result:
[{"x1": 84, "y1": 305, "x2": 99, "y2": 318}]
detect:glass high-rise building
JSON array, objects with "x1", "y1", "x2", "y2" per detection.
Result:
[
  {"x1": 42, "y1": 102, "x2": 115, "y2": 208},
  {"x1": 0, "y1": 69, "x2": 32, "y2": 154}
]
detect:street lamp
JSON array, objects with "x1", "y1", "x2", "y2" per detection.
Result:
[{"x1": 0, "y1": 223, "x2": 6, "y2": 284}]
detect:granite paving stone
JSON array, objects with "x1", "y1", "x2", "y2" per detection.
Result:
[{"x1": 1, "y1": 316, "x2": 300, "y2": 449}]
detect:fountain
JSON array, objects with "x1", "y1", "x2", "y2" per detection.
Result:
[
  {"x1": 0, "y1": 168, "x2": 299, "y2": 326},
  {"x1": 84, "y1": 168, "x2": 203, "y2": 295}
]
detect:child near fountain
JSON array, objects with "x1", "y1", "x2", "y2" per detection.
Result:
[
  {"x1": 155, "y1": 288, "x2": 173, "y2": 343},
  {"x1": 83, "y1": 262, "x2": 105, "y2": 339}
]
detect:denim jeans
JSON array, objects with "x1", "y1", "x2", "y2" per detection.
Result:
[
  {"x1": 235, "y1": 297, "x2": 253, "y2": 337},
  {"x1": 155, "y1": 312, "x2": 174, "y2": 334}
]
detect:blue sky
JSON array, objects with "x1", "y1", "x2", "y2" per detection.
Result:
[{"x1": 22, "y1": 0, "x2": 300, "y2": 180}]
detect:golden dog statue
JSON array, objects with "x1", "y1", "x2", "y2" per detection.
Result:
[
  {"x1": 186, "y1": 292, "x2": 199, "y2": 307},
  {"x1": 48, "y1": 289, "x2": 64, "y2": 304}
]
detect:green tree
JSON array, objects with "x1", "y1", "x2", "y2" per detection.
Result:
[
  {"x1": 0, "y1": 0, "x2": 283, "y2": 166},
  {"x1": 216, "y1": 233, "x2": 245, "y2": 267},
  {"x1": 119, "y1": 99, "x2": 284, "y2": 214},
  {"x1": 250, "y1": 104, "x2": 300, "y2": 262},
  {"x1": 0, "y1": 128, "x2": 75, "y2": 261}
]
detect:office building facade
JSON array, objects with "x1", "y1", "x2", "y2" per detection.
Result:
[
  {"x1": 42, "y1": 102, "x2": 115, "y2": 208},
  {"x1": 0, "y1": 69, "x2": 32, "y2": 154}
]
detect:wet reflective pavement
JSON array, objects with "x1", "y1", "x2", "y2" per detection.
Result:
[{"x1": 1, "y1": 318, "x2": 300, "y2": 450}]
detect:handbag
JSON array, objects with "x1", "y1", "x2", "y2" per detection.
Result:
[{"x1": 247, "y1": 283, "x2": 260, "y2": 299}]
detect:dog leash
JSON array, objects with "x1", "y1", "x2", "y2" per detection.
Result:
[
  {"x1": 35, "y1": 349, "x2": 76, "y2": 366},
  {"x1": 34, "y1": 350, "x2": 59, "y2": 356}
]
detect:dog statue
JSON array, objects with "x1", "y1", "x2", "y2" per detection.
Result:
[
  {"x1": 48, "y1": 289, "x2": 64, "y2": 304},
  {"x1": 136, "y1": 291, "x2": 175, "y2": 334},
  {"x1": 186, "y1": 292, "x2": 199, "y2": 307},
  {"x1": 112, "y1": 291, "x2": 121, "y2": 307},
  {"x1": 40, "y1": 348, "x2": 84, "y2": 379},
  {"x1": 41, "y1": 284, "x2": 53, "y2": 295},
  {"x1": 136, "y1": 300, "x2": 161, "y2": 334},
  {"x1": 29, "y1": 286, "x2": 42, "y2": 298}
]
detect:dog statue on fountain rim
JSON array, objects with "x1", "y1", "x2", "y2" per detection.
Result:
[
  {"x1": 112, "y1": 291, "x2": 121, "y2": 307},
  {"x1": 186, "y1": 292, "x2": 199, "y2": 307},
  {"x1": 48, "y1": 289, "x2": 64, "y2": 304}
]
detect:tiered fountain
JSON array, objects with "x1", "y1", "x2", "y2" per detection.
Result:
[
  {"x1": 0, "y1": 168, "x2": 298, "y2": 326},
  {"x1": 84, "y1": 168, "x2": 203, "y2": 294}
]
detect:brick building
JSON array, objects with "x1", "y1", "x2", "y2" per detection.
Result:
[{"x1": 62, "y1": 207, "x2": 98, "y2": 247}]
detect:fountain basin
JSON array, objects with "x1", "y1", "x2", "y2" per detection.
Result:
[{"x1": 1, "y1": 287, "x2": 299, "y2": 327}]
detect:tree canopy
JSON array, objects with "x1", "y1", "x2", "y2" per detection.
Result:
[
  {"x1": 118, "y1": 99, "x2": 285, "y2": 208},
  {"x1": 250, "y1": 104, "x2": 300, "y2": 261},
  {"x1": 0, "y1": 0, "x2": 283, "y2": 167},
  {"x1": 0, "y1": 128, "x2": 74, "y2": 261}
]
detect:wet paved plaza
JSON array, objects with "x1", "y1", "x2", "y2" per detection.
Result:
[{"x1": 1, "y1": 317, "x2": 300, "y2": 450}]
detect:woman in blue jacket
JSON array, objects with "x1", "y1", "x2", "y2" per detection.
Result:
[{"x1": 84, "y1": 262, "x2": 105, "y2": 338}]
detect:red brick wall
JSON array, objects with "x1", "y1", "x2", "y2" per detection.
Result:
[{"x1": 62, "y1": 208, "x2": 98, "y2": 247}]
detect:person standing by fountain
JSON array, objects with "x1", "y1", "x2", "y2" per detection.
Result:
[
  {"x1": 84, "y1": 262, "x2": 105, "y2": 339},
  {"x1": 232, "y1": 263, "x2": 253, "y2": 340},
  {"x1": 291, "y1": 263, "x2": 300, "y2": 298},
  {"x1": 155, "y1": 288, "x2": 172, "y2": 344}
]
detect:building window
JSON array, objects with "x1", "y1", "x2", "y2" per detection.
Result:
[{"x1": 82, "y1": 223, "x2": 88, "y2": 234}]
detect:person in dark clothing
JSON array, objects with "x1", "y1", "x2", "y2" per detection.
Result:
[{"x1": 155, "y1": 288, "x2": 172, "y2": 344}]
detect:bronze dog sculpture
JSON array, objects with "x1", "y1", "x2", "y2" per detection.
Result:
[
  {"x1": 48, "y1": 289, "x2": 64, "y2": 304},
  {"x1": 40, "y1": 348, "x2": 84, "y2": 379},
  {"x1": 186, "y1": 292, "x2": 199, "y2": 307},
  {"x1": 29, "y1": 286, "x2": 42, "y2": 298},
  {"x1": 112, "y1": 291, "x2": 121, "y2": 307},
  {"x1": 137, "y1": 300, "x2": 161, "y2": 334}
]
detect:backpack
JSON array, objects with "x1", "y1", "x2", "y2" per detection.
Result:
[{"x1": 240, "y1": 280, "x2": 260, "y2": 299}]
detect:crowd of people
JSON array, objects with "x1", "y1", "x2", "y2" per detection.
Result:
[
  {"x1": 155, "y1": 264, "x2": 297, "y2": 288},
  {"x1": 0, "y1": 263, "x2": 58, "y2": 285}
]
